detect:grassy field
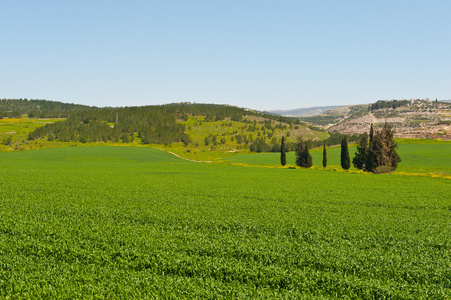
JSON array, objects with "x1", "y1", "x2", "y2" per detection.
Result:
[
  {"x1": 220, "y1": 140, "x2": 451, "y2": 177},
  {"x1": 0, "y1": 118, "x2": 64, "y2": 151},
  {"x1": 1, "y1": 146, "x2": 450, "y2": 298}
]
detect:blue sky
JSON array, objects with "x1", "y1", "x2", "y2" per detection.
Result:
[{"x1": 1, "y1": 1, "x2": 450, "y2": 110}]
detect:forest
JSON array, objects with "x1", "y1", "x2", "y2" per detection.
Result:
[{"x1": 28, "y1": 107, "x2": 190, "y2": 146}]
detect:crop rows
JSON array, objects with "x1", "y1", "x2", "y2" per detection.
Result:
[{"x1": 0, "y1": 146, "x2": 450, "y2": 298}]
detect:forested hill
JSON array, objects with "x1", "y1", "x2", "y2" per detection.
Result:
[
  {"x1": 163, "y1": 103, "x2": 301, "y2": 125},
  {"x1": 0, "y1": 98, "x2": 95, "y2": 118},
  {"x1": 23, "y1": 101, "x2": 314, "y2": 147},
  {"x1": 1, "y1": 99, "x2": 298, "y2": 124}
]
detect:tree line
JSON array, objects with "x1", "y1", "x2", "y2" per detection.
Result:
[
  {"x1": 254, "y1": 132, "x2": 362, "y2": 154},
  {"x1": 0, "y1": 98, "x2": 94, "y2": 117},
  {"x1": 370, "y1": 100, "x2": 409, "y2": 111},
  {"x1": 282, "y1": 123, "x2": 401, "y2": 173}
]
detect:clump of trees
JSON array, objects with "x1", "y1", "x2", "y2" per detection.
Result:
[
  {"x1": 370, "y1": 100, "x2": 409, "y2": 111},
  {"x1": 280, "y1": 123, "x2": 401, "y2": 173},
  {"x1": 353, "y1": 123, "x2": 401, "y2": 173}
]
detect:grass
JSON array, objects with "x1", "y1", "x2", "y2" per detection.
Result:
[
  {"x1": 1, "y1": 146, "x2": 450, "y2": 298},
  {"x1": 161, "y1": 116, "x2": 328, "y2": 161},
  {"x1": 0, "y1": 117, "x2": 64, "y2": 151},
  {"x1": 220, "y1": 140, "x2": 451, "y2": 178}
]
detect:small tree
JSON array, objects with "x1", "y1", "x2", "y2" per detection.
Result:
[
  {"x1": 352, "y1": 133, "x2": 368, "y2": 170},
  {"x1": 322, "y1": 142, "x2": 327, "y2": 169},
  {"x1": 280, "y1": 136, "x2": 286, "y2": 166},
  {"x1": 295, "y1": 141, "x2": 312, "y2": 168},
  {"x1": 340, "y1": 137, "x2": 350, "y2": 170}
]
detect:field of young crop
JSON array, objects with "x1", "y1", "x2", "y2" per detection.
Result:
[{"x1": 1, "y1": 146, "x2": 450, "y2": 298}]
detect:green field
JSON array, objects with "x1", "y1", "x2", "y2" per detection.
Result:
[
  {"x1": 221, "y1": 141, "x2": 451, "y2": 176},
  {"x1": 1, "y1": 146, "x2": 450, "y2": 298}
]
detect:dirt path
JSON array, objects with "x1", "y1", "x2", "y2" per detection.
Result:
[
  {"x1": 368, "y1": 112, "x2": 377, "y2": 123},
  {"x1": 154, "y1": 147, "x2": 212, "y2": 163}
]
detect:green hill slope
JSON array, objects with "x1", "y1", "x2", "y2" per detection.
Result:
[{"x1": 0, "y1": 100, "x2": 328, "y2": 159}]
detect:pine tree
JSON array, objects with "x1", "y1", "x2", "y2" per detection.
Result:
[
  {"x1": 352, "y1": 133, "x2": 368, "y2": 170},
  {"x1": 295, "y1": 141, "x2": 312, "y2": 168},
  {"x1": 340, "y1": 137, "x2": 351, "y2": 170},
  {"x1": 322, "y1": 142, "x2": 327, "y2": 169},
  {"x1": 365, "y1": 122, "x2": 401, "y2": 173},
  {"x1": 280, "y1": 136, "x2": 286, "y2": 166}
]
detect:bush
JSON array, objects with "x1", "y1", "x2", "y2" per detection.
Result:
[{"x1": 373, "y1": 165, "x2": 395, "y2": 174}]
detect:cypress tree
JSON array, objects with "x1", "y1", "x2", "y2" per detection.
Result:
[
  {"x1": 280, "y1": 136, "x2": 286, "y2": 166},
  {"x1": 369, "y1": 123, "x2": 374, "y2": 142},
  {"x1": 352, "y1": 133, "x2": 368, "y2": 170},
  {"x1": 340, "y1": 137, "x2": 351, "y2": 170},
  {"x1": 322, "y1": 142, "x2": 327, "y2": 169}
]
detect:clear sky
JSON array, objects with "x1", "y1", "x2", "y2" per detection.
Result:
[{"x1": 1, "y1": 1, "x2": 450, "y2": 110}]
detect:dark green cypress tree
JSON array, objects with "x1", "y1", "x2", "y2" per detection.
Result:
[
  {"x1": 322, "y1": 142, "x2": 327, "y2": 169},
  {"x1": 352, "y1": 133, "x2": 368, "y2": 170},
  {"x1": 365, "y1": 137, "x2": 377, "y2": 172},
  {"x1": 280, "y1": 136, "x2": 286, "y2": 166},
  {"x1": 369, "y1": 123, "x2": 374, "y2": 142},
  {"x1": 340, "y1": 137, "x2": 351, "y2": 170}
]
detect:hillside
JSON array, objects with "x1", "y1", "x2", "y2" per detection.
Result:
[
  {"x1": 0, "y1": 99, "x2": 328, "y2": 159},
  {"x1": 301, "y1": 100, "x2": 451, "y2": 140}
]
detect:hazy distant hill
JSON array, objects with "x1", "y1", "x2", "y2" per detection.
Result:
[{"x1": 268, "y1": 105, "x2": 343, "y2": 117}]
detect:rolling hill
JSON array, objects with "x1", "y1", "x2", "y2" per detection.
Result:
[{"x1": 0, "y1": 99, "x2": 328, "y2": 159}]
